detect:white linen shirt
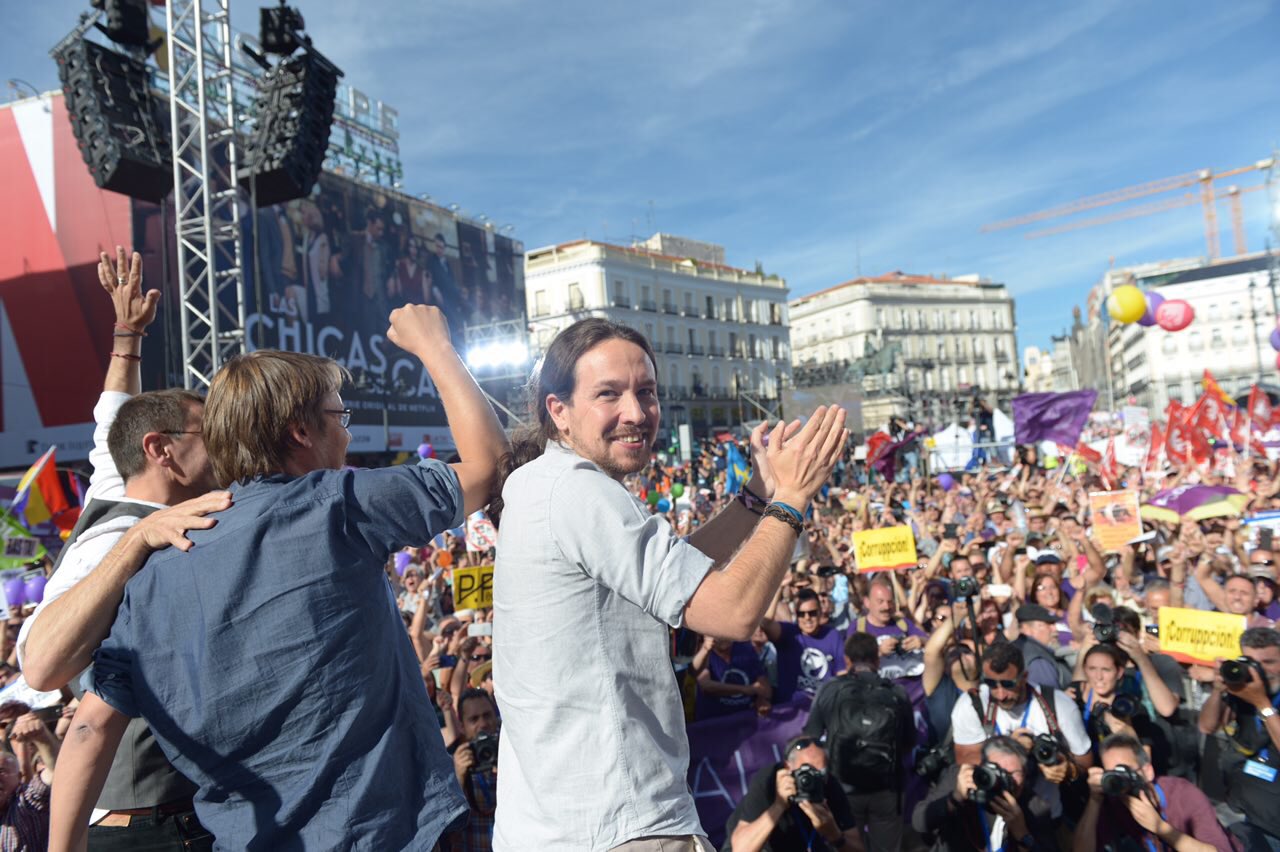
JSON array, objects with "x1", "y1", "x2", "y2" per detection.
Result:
[
  {"x1": 17, "y1": 392, "x2": 164, "y2": 667},
  {"x1": 492, "y1": 441, "x2": 715, "y2": 851}
]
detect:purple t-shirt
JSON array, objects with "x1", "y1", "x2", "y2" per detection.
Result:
[
  {"x1": 855, "y1": 616, "x2": 928, "y2": 680},
  {"x1": 695, "y1": 642, "x2": 766, "y2": 721},
  {"x1": 1263, "y1": 599, "x2": 1280, "y2": 622},
  {"x1": 774, "y1": 622, "x2": 845, "y2": 703}
]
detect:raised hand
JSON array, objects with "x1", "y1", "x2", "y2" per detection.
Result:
[
  {"x1": 129, "y1": 491, "x2": 232, "y2": 553},
  {"x1": 766, "y1": 406, "x2": 848, "y2": 508},
  {"x1": 387, "y1": 304, "x2": 452, "y2": 358},
  {"x1": 99, "y1": 246, "x2": 160, "y2": 331},
  {"x1": 748, "y1": 419, "x2": 802, "y2": 499}
]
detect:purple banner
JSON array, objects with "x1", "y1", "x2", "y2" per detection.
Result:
[
  {"x1": 686, "y1": 695, "x2": 812, "y2": 844},
  {"x1": 1011, "y1": 390, "x2": 1098, "y2": 446}
]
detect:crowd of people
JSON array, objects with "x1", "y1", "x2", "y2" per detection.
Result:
[{"x1": 0, "y1": 246, "x2": 1277, "y2": 852}]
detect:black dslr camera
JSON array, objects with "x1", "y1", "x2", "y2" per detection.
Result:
[
  {"x1": 1221, "y1": 657, "x2": 1266, "y2": 688},
  {"x1": 969, "y1": 762, "x2": 1014, "y2": 807},
  {"x1": 1092, "y1": 603, "x2": 1119, "y2": 644},
  {"x1": 791, "y1": 763, "x2": 826, "y2": 804},
  {"x1": 914, "y1": 746, "x2": 951, "y2": 781},
  {"x1": 1031, "y1": 733, "x2": 1062, "y2": 767},
  {"x1": 470, "y1": 731, "x2": 499, "y2": 773},
  {"x1": 953, "y1": 576, "x2": 981, "y2": 600},
  {"x1": 1099, "y1": 765, "x2": 1145, "y2": 797}
]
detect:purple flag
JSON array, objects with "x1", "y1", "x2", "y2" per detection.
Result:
[{"x1": 1011, "y1": 390, "x2": 1098, "y2": 446}]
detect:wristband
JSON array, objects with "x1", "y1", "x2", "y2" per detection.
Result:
[
  {"x1": 763, "y1": 504, "x2": 803, "y2": 535},
  {"x1": 737, "y1": 487, "x2": 766, "y2": 516},
  {"x1": 771, "y1": 501, "x2": 804, "y2": 525},
  {"x1": 114, "y1": 322, "x2": 146, "y2": 336},
  {"x1": 110, "y1": 352, "x2": 142, "y2": 361}
]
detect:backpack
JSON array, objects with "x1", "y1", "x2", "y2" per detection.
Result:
[{"x1": 826, "y1": 672, "x2": 905, "y2": 786}]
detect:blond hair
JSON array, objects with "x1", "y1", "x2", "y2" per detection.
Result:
[{"x1": 205, "y1": 349, "x2": 347, "y2": 486}]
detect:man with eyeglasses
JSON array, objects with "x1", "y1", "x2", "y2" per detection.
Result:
[
  {"x1": 49, "y1": 304, "x2": 510, "y2": 851},
  {"x1": 725, "y1": 736, "x2": 862, "y2": 852},
  {"x1": 760, "y1": 589, "x2": 846, "y2": 703},
  {"x1": 951, "y1": 642, "x2": 1092, "y2": 818},
  {"x1": 20, "y1": 248, "x2": 226, "y2": 850}
]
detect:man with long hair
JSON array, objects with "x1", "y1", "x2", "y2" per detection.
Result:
[{"x1": 491, "y1": 317, "x2": 847, "y2": 850}]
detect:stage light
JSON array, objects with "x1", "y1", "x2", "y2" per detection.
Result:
[
  {"x1": 259, "y1": 2, "x2": 305, "y2": 56},
  {"x1": 52, "y1": 36, "x2": 171, "y2": 202},
  {"x1": 466, "y1": 341, "x2": 529, "y2": 371}
]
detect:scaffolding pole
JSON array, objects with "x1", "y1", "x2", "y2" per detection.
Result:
[{"x1": 166, "y1": 0, "x2": 246, "y2": 389}]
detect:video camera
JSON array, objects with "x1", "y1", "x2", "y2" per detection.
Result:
[
  {"x1": 1091, "y1": 603, "x2": 1119, "y2": 644},
  {"x1": 470, "y1": 730, "x2": 499, "y2": 773},
  {"x1": 1221, "y1": 657, "x2": 1266, "y2": 688},
  {"x1": 1099, "y1": 765, "x2": 1145, "y2": 798},
  {"x1": 790, "y1": 763, "x2": 826, "y2": 804},
  {"x1": 953, "y1": 576, "x2": 981, "y2": 601},
  {"x1": 1095, "y1": 693, "x2": 1140, "y2": 722},
  {"x1": 969, "y1": 762, "x2": 1015, "y2": 807},
  {"x1": 914, "y1": 745, "x2": 951, "y2": 781}
]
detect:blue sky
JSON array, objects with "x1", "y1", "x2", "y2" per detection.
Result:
[{"x1": 7, "y1": 0, "x2": 1279, "y2": 355}]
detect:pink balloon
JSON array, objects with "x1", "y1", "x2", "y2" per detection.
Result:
[{"x1": 1155, "y1": 299, "x2": 1194, "y2": 332}]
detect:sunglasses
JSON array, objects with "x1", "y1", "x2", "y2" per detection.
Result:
[
  {"x1": 787, "y1": 737, "x2": 820, "y2": 756},
  {"x1": 797, "y1": 609, "x2": 821, "y2": 618},
  {"x1": 1253, "y1": 559, "x2": 1276, "y2": 567},
  {"x1": 982, "y1": 677, "x2": 1020, "y2": 690},
  {"x1": 470, "y1": 654, "x2": 491, "y2": 663}
]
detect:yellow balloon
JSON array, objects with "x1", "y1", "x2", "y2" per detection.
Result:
[{"x1": 1108, "y1": 284, "x2": 1146, "y2": 324}]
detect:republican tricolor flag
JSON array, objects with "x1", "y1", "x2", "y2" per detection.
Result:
[{"x1": 8, "y1": 446, "x2": 72, "y2": 531}]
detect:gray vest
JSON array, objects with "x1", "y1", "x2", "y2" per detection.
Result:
[{"x1": 60, "y1": 499, "x2": 200, "y2": 810}]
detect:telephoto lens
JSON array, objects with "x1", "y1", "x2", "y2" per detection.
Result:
[
  {"x1": 969, "y1": 763, "x2": 1013, "y2": 807},
  {"x1": 1109, "y1": 694, "x2": 1139, "y2": 721},
  {"x1": 1220, "y1": 657, "x2": 1261, "y2": 687}
]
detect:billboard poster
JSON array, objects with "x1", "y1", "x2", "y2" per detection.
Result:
[
  {"x1": 1087, "y1": 490, "x2": 1143, "y2": 552},
  {"x1": 134, "y1": 172, "x2": 525, "y2": 454}
]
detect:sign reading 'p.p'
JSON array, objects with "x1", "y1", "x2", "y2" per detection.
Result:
[
  {"x1": 851, "y1": 525, "x2": 918, "y2": 573},
  {"x1": 452, "y1": 565, "x2": 494, "y2": 611}
]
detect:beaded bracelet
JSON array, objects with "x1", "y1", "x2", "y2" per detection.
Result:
[
  {"x1": 770, "y1": 501, "x2": 805, "y2": 525},
  {"x1": 763, "y1": 504, "x2": 803, "y2": 535}
]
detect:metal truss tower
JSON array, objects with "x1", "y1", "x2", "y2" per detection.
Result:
[{"x1": 165, "y1": 0, "x2": 246, "y2": 389}]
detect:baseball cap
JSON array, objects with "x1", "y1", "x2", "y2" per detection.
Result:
[
  {"x1": 1015, "y1": 603, "x2": 1056, "y2": 624},
  {"x1": 1034, "y1": 551, "x2": 1063, "y2": 566}
]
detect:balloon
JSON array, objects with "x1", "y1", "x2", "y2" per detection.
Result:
[
  {"x1": 23, "y1": 575, "x2": 47, "y2": 605},
  {"x1": 2, "y1": 578, "x2": 24, "y2": 610},
  {"x1": 436, "y1": 549, "x2": 454, "y2": 568},
  {"x1": 1270, "y1": 328, "x2": 1280, "y2": 352},
  {"x1": 656, "y1": 498, "x2": 671, "y2": 513},
  {"x1": 417, "y1": 442, "x2": 434, "y2": 459},
  {"x1": 1155, "y1": 299, "x2": 1195, "y2": 332},
  {"x1": 647, "y1": 491, "x2": 661, "y2": 506},
  {"x1": 671, "y1": 483, "x2": 685, "y2": 498},
  {"x1": 1107, "y1": 285, "x2": 1147, "y2": 324},
  {"x1": 938, "y1": 473, "x2": 955, "y2": 491},
  {"x1": 1137, "y1": 292, "x2": 1165, "y2": 327},
  {"x1": 394, "y1": 552, "x2": 412, "y2": 576}
]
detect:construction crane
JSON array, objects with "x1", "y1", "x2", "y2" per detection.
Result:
[{"x1": 983, "y1": 158, "x2": 1275, "y2": 260}]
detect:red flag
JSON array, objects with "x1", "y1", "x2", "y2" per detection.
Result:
[
  {"x1": 1073, "y1": 441, "x2": 1102, "y2": 464},
  {"x1": 1188, "y1": 421, "x2": 1213, "y2": 465},
  {"x1": 866, "y1": 431, "x2": 892, "y2": 465},
  {"x1": 1100, "y1": 438, "x2": 1119, "y2": 489},
  {"x1": 1146, "y1": 422, "x2": 1165, "y2": 471},
  {"x1": 1229, "y1": 408, "x2": 1251, "y2": 447},
  {"x1": 1165, "y1": 411, "x2": 1193, "y2": 465},
  {"x1": 1190, "y1": 393, "x2": 1229, "y2": 441},
  {"x1": 1249, "y1": 385, "x2": 1273, "y2": 428}
]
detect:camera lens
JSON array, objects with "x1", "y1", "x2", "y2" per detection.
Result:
[{"x1": 1110, "y1": 694, "x2": 1138, "y2": 720}]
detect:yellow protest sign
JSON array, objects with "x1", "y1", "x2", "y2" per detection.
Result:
[
  {"x1": 452, "y1": 565, "x2": 494, "y2": 611},
  {"x1": 852, "y1": 526, "x2": 917, "y2": 573},
  {"x1": 1088, "y1": 490, "x2": 1143, "y2": 553},
  {"x1": 1157, "y1": 607, "x2": 1247, "y2": 665}
]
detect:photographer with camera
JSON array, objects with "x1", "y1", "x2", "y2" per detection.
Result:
[
  {"x1": 445, "y1": 689, "x2": 501, "y2": 851},
  {"x1": 1197, "y1": 627, "x2": 1280, "y2": 850},
  {"x1": 1076, "y1": 644, "x2": 1172, "y2": 768},
  {"x1": 951, "y1": 642, "x2": 1092, "y2": 818},
  {"x1": 1074, "y1": 733, "x2": 1234, "y2": 852},
  {"x1": 725, "y1": 736, "x2": 862, "y2": 852},
  {"x1": 911, "y1": 736, "x2": 1055, "y2": 852},
  {"x1": 802, "y1": 632, "x2": 914, "y2": 852}
]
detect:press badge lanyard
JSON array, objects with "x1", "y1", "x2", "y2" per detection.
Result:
[
  {"x1": 975, "y1": 807, "x2": 1008, "y2": 852},
  {"x1": 1243, "y1": 691, "x2": 1280, "y2": 782},
  {"x1": 1084, "y1": 689, "x2": 1095, "y2": 724},
  {"x1": 1140, "y1": 783, "x2": 1169, "y2": 852},
  {"x1": 990, "y1": 696, "x2": 1032, "y2": 736}
]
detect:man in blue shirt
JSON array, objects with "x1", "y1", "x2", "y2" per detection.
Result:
[{"x1": 49, "y1": 305, "x2": 509, "y2": 851}]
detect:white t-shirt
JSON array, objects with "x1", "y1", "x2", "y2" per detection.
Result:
[{"x1": 950, "y1": 683, "x2": 1091, "y2": 817}]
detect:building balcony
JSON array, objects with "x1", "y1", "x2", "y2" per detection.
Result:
[
  {"x1": 703, "y1": 308, "x2": 717, "y2": 319},
  {"x1": 568, "y1": 296, "x2": 585, "y2": 312},
  {"x1": 691, "y1": 384, "x2": 707, "y2": 398},
  {"x1": 663, "y1": 342, "x2": 685, "y2": 355},
  {"x1": 688, "y1": 344, "x2": 706, "y2": 356},
  {"x1": 709, "y1": 385, "x2": 729, "y2": 399},
  {"x1": 662, "y1": 302, "x2": 679, "y2": 315},
  {"x1": 666, "y1": 384, "x2": 689, "y2": 399},
  {"x1": 707, "y1": 346, "x2": 725, "y2": 358},
  {"x1": 638, "y1": 299, "x2": 657, "y2": 312},
  {"x1": 612, "y1": 297, "x2": 631, "y2": 308}
]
